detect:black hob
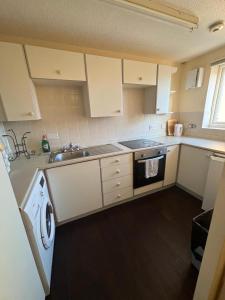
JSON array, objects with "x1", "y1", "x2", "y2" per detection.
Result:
[{"x1": 119, "y1": 139, "x2": 163, "y2": 149}]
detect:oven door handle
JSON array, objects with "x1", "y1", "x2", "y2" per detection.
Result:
[{"x1": 137, "y1": 155, "x2": 164, "y2": 163}]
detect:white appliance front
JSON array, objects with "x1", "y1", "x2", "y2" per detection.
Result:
[{"x1": 21, "y1": 170, "x2": 55, "y2": 295}]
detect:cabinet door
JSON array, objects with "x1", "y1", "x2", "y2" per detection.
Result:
[
  {"x1": 46, "y1": 160, "x2": 102, "y2": 222},
  {"x1": 85, "y1": 54, "x2": 123, "y2": 117},
  {"x1": 0, "y1": 42, "x2": 41, "y2": 121},
  {"x1": 144, "y1": 65, "x2": 177, "y2": 114},
  {"x1": 163, "y1": 145, "x2": 179, "y2": 186},
  {"x1": 25, "y1": 45, "x2": 86, "y2": 81},
  {"x1": 155, "y1": 65, "x2": 172, "y2": 114},
  {"x1": 123, "y1": 59, "x2": 157, "y2": 85},
  {"x1": 177, "y1": 145, "x2": 212, "y2": 197}
]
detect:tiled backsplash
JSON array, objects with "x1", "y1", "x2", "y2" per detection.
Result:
[
  {"x1": 4, "y1": 85, "x2": 172, "y2": 153},
  {"x1": 179, "y1": 112, "x2": 225, "y2": 141}
]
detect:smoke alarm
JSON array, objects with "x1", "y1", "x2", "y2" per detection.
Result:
[{"x1": 209, "y1": 21, "x2": 224, "y2": 32}]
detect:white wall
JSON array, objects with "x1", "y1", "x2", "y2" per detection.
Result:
[
  {"x1": 4, "y1": 85, "x2": 175, "y2": 153},
  {"x1": 178, "y1": 45, "x2": 225, "y2": 141},
  {"x1": 0, "y1": 152, "x2": 44, "y2": 300}
]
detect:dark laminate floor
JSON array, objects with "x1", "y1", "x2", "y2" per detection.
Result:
[{"x1": 46, "y1": 187, "x2": 202, "y2": 300}]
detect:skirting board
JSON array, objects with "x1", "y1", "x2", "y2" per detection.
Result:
[{"x1": 176, "y1": 183, "x2": 203, "y2": 201}]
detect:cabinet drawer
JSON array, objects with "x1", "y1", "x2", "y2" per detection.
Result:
[
  {"x1": 101, "y1": 164, "x2": 132, "y2": 181},
  {"x1": 100, "y1": 154, "x2": 132, "y2": 168},
  {"x1": 102, "y1": 175, "x2": 132, "y2": 194},
  {"x1": 103, "y1": 187, "x2": 133, "y2": 206}
]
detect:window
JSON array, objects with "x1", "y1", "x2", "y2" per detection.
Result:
[{"x1": 203, "y1": 62, "x2": 225, "y2": 130}]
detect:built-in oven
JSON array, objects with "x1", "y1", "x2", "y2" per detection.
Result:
[{"x1": 133, "y1": 147, "x2": 167, "y2": 189}]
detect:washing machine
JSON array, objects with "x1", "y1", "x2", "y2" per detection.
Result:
[{"x1": 20, "y1": 170, "x2": 55, "y2": 295}]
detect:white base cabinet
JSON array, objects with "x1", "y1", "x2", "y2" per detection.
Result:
[
  {"x1": 46, "y1": 160, "x2": 102, "y2": 223},
  {"x1": 177, "y1": 145, "x2": 212, "y2": 197},
  {"x1": 100, "y1": 154, "x2": 133, "y2": 206},
  {"x1": 164, "y1": 145, "x2": 179, "y2": 186}
]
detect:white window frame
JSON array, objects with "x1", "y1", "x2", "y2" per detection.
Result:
[{"x1": 202, "y1": 62, "x2": 225, "y2": 130}]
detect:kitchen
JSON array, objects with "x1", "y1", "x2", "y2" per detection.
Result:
[{"x1": 1, "y1": 1, "x2": 225, "y2": 300}]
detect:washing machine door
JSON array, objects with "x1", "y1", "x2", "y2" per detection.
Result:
[{"x1": 40, "y1": 197, "x2": 55, "y2": 249}]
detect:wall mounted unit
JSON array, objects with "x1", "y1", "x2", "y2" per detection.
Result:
[
  {"x1": 185, "y1": 67, "x2": 204, "y2": 89},
  {"x1": 0, "y1": 42, "x2": 41, "y2": 121},
  {"x1": 84, "y1": 54, "x2": 123, "y2": 117},
  {"x1": 25, "y1": 45, "x2": 86, "y2": 82},
  {"x1": 144, "y1": 65, "x2": 177, "y2": 114}
]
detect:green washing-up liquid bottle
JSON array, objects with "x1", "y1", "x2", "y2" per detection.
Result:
[{"x1": 41, "y1": 135, "x2": 50, "y2": 153}]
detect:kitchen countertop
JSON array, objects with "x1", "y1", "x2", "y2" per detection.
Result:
[{"x1": 9, "y1": 136, "x2": 225, "y2": 206}]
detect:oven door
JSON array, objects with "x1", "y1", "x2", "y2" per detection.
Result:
[{"x1": 133, "y1": 154, "x2": 166, "y2": 188}]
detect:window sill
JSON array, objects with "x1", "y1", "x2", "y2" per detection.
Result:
[{"x1": 202, "y1": 126, "x2": 225, "y2": 131}]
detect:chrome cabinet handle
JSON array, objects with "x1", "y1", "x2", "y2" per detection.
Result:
[
  {"x1": 117, "y1": 194, "x2": 121, "y2": 198},
  {"x1": 116, "y1": 169, "x2": 120, "y2": 174},
  {"x1": 116, "y1": 182, "x2": 121, "y2": 187},
  {"x1": 115, "y1": 159, "x2": 120, "y2": 163}
]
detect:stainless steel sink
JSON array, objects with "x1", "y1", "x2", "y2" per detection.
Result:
[
  {"x1": 49, "y1": 150, "x2": 90, "y2": 163},
  {"x1": 48, "y1": 144, "x2": 122, "y2": 163}
]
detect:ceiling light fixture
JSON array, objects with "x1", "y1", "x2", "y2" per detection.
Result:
[
  {"x1": 102, "y1": 0, "x2": 199, "y2": 30},
  {"x1": 209, "y1": 21, "x2": 224, "y2": 33}
]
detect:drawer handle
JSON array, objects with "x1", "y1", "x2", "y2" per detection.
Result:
[
  {"x1": 115, "y1": 159, "x2": 120, "y2": 163},
  {"x1": 116, "y1": 169, "x2": 120, "y2": 174},
  {"x1": 138, "y1": 76, "x2": 142, "y2": 80},
  {"x1": 117, "y1": 194, "x2": 121, "y2": 198},
  {"x1": 55, "y1": 69, "x2": 61, "y2": 75},
  {"x1": 116, "y1": 182, "x2": 121, "y2": 187}
]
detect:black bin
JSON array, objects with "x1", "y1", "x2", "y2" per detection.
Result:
[{"x1": 191, "y1": 209, "x2": 213, "y2": 270}]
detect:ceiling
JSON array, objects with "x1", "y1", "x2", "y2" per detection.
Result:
[{"x1": 0, "y1": 0, "x2": 225, "y2": 63}]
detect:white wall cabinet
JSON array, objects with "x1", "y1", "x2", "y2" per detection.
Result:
[
  {"x1": 84, "y1": 54, "x2": 123, "y2": 117},
  {"x1": 123, "y1": 59, "x2": 157, "y2": 86},
  {"x1": 144, "y1": 65, "x2": 177, "y2": 114},
  {"x1": 163, "y1": 145, "x2": 179, "y2": 186},
  {"x1": 177, "y1": 145, "x2": 212, "y2": 197},
  {"x1": 25, "y1": 45, "x2": 86, "y2": 81},
  {"x1": 0, "y1": 42, "x2": 41, "y2": 121},
  {"x1": 46, "y1": 160, "x2": 102, "y2": 223}
]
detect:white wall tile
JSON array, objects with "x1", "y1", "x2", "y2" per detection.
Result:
[{"x1": 4, "y1": 85, "x2": 171, "y2": 153}]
